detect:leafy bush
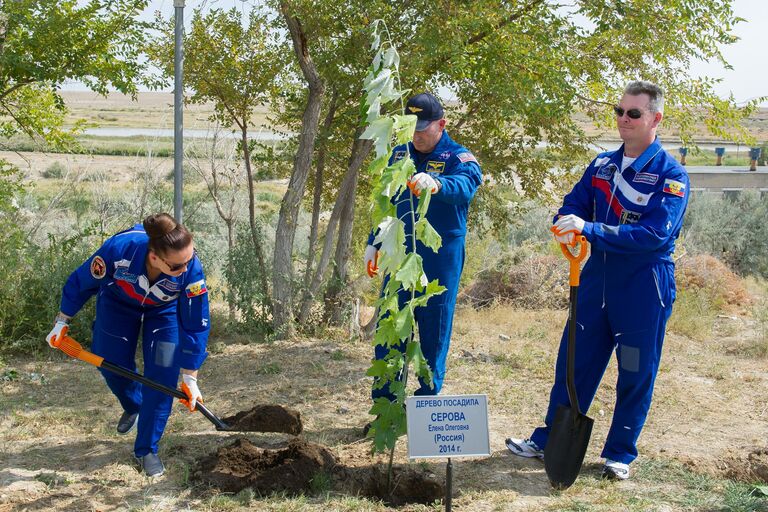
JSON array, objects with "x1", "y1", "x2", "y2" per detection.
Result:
[
  {"x1": 683, "y1": 191, "x2": 768, "y2": 278},
  {"x1": 0, "y1": 226, "x2": 101, "y2": 353},
  {"x1": 42, "y1": 161, "x2": 67, "y2": 179},
  {"x1": 224, "y1": 222, "x2": 272, "y2": 337}
]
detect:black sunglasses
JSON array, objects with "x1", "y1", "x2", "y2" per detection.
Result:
[
  {"x1": 614, "y1": 106, "x2": 644, "y2": 119},
  {"x1": 161, "y1": 251, "x2": 195, "y2": 272}
]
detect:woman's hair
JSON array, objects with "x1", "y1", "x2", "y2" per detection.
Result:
[{"x1": 142, "y1": 213, "x2": 192, "y2": 256}]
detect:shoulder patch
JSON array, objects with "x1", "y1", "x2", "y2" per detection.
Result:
[
  {"x1": 426, "y1": 161, "x2": 445, "y2": 173},
  {"x1": 185, "y1": 279, "x2": 208, "y2": 298},
  {"x1": 457, "y1": 152, "x2": 477, "y2": 164},
  {"x1": 663, "y1": 178, "x2": 686, "y2": 198},
  {"x1": 90, "y1": 256, "x2": 106, "y2": 279}
]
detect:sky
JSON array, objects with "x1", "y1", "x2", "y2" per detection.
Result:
[{"x1": 69, "y1": 0, "x2": 767, "y2": 105}]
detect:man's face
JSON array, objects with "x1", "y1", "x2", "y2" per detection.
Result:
[
  {"x1": 412, "y1": 119, "x2": 446, "y2": 153},
  {"x1": 616, "y1": 93, "x2": 662, "y2": 144}
]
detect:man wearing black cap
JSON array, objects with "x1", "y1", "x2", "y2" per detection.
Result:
[{"x1": 364, "y1": 92, "x2": 482, "y2": 419}]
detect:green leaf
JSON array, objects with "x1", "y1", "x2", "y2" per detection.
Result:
[
  {"x1": 373, "y1": 216, "x2": 406, "y2": 272},
  {"x1": 395, "y1": 253, "x2": 425, "y2": 292},
  {"x1": 406, "y1": 341, "x2": 433, "y2": 381},
  {"x1": 360, "y1": 117, "x2": 394, "y2": 158},
  {"x1": 416, "y1": 185, "x2": 432, "y2": 217},
  {"x1": 393, "y1": 114, "x2": 417, "y2": 145},
  {"x1": 753, "y1": 485, "x2": 768, "y2": 497},
  {"x1": 415, "y1": 219, "x2": 442, "y2": 253},
  {"x1": 393, "y1": 306, "x2": 414, "y2": 341},
  {"x1": 411, "y1": 279, "x2": 447, "y2": 308}
]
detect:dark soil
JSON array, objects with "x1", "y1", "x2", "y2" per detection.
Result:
[
  {"x1": 222, "y1": 404, "x2": 303, "y2": 435},
  {"x1": 194, "y1": 438, "x2": 334, "y2": 494},
  {"x1": 194, "y1": 438, "x2": 445, "y2": 506},
  {"x1": 722, "y1": 447, "x2": 768, "y2": 484}
]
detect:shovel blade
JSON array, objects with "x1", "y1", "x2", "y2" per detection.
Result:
[{"x1": 544, "y1": 405, "x2": 594, "y2": 489}]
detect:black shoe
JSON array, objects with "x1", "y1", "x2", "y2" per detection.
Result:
[
  {"x1": 117, "y1": 411, "x2": 138, "y2": 435},
  {"x1": 137, "y1": 453, "x2": 165, "y2": 477}
]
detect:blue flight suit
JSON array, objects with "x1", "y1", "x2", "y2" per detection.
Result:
[
  {"x1": 368, "y1": 130, "x2": 482, "y2": 400},
  {"x1": 530, "y1": 138, "x2": 689, "y2": 464},
  {"x1": 59, "y1": 224, "x2": 210, "y2": 458}
]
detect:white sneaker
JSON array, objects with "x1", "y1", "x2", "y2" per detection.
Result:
[
  {"x1": 602, "y1": 459, "x2": 630, "y2": 480},
  {"x1": 505, "y1": 437, "x2": 544, "y2": 459}
]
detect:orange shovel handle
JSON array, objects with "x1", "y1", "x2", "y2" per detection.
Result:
[
  {"x1": 550, "y1": 226, "x2": 588, "y2": 287},
  {"x1": 367, "y1": 251, "x2": 379, "y2": 277}
]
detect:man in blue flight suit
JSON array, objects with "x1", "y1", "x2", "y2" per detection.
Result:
[
  {"x1": 505, "y1": 81, "x2": 689, "y2": 480},
  {"x1": 46, "y1": 214, "x2": 210, "y2": 477},
  {"x1": 364, "y1": 92, "x2": 482, "y2": 429}
]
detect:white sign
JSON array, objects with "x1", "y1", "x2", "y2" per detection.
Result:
[{"x1": 406, "y1": 394, "x2": 490, "y2": 459}]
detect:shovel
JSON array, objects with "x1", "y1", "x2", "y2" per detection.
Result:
[
  {"x1": 51, "y1": 331, "x2": 233, "y2": 431},
  {"x1": 544, "y1": 233, "x2": 592, "y2": 490}
]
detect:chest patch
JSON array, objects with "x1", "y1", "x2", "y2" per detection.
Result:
[
  {"x1": 620, "y1": 209, "x2": 642, "y2": 224},
  {"x1": 595, "y1": 163, "x2": 618, "y2": 180},
  {"x1": 90, "y1": 256, "x2": 106, "y2": 279},
  {"x1": 393, "y1": 150, "x2": 406, "y2": 162},
  {"x1": 633, "y1": 172, "x2": 659, "y2": 185},
  {"x1": 114, "y1": 267, "x2": 137, "y2": 283},
  {"x1": 186, "y1": 279, "x2": 208, "y2": 298},
  {"x1": 157, "y1": 279, "x2": 181, "y2": 292},
  {"x1": 457, "y1": 152, "x2": 477, "y2": 164},
  {"x1": 663, "y1": 178, "x2": 686, "y2": 197},
  {"x1": 426, "y1": 161, "x2": 445, "y2": 173}
]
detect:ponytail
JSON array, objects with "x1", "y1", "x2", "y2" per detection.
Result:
[{"x1": 143, "y1": 213, "x2": 193, "y2": 255}]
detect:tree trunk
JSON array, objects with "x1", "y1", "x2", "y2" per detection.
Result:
[
  {"x1": 241, "y1": 127, "x2": 272, "y2": 309},
  {"x1": 325, "y1": 136, "x2": 372, "y2": 325},
  {"x1": 299, "y1": 90, "x2": 339, "y2": 327},
  {"x1": 226, "y1": 218, "x2": 236, "y2": 322},
  {"x1": 273, "y1": 2, "x2": 325, "y2": 339},
  {"x1": 297, "y1": 133, "x2": 371, "y2": 325}
]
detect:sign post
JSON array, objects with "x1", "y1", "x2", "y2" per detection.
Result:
[{"x1": 406, "y1": 394, "x2": 490, "y2": 511}]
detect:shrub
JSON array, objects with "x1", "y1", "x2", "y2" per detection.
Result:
[
  {"x1": 0, "y1": 226, "x2": 101, "y2": 353},
  {"x1": 676, "y1": 254, "x2": 751, "y2": 309},
  {"x1": 683, "y1": 191, "x2": 768, "y2": 278},
  {"x1": 42, "y1": 161, "x2": 67, "y2": 179}
]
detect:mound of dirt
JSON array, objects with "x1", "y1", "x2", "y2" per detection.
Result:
[
  {"x1": 194, "y1": 438, "x2": 335, "y2": 494},
  {"x1": 459, "y1": 254, "x2": 568, "y2": 310},
  {"x1": 222, "y1": 404, "x2": 303, "y2": 435},
  {"x1": 677, "y1": 254, "x2": 751, "y2": 308},
  {"x1": 195, "y1": 438, "x2": 445, "y2": 506},
  {"x1": 722, "y1": 447, "x2": 768, "y2": 484}
]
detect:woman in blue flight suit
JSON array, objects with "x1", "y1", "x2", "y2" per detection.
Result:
[{"x1": 46, "y1": 213, "x2": 210, "y2": 477}]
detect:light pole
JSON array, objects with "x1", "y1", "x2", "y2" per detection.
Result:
[{"x1": 173, "y1": 0, "x2": 185, "y2": 222}]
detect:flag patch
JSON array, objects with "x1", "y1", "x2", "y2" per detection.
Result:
[
  {"x1": 663, "y1": 178, "x2": 686, "y2": 197},
  {"x1": 457, "y1": 152, "x2": 477, "y2": 164},
  {"x1": 185, "y1": 279, "x2": 207, "y2": 298}
]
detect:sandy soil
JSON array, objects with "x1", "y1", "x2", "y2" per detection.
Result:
[{"x1": 1, "y1": 302, "x2": 766, "y2": 511}]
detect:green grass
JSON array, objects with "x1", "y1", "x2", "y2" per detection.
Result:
[{"x1": 667, "y1": 287, "x2": 723, "y2": 340}]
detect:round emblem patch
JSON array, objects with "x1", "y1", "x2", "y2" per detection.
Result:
[{"x1": 90, "y1": 255, "x2": 106, "y2": 279}]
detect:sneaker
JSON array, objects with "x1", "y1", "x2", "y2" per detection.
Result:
[
  {"x1": 505, "y1": 437, "x2": 544, "y2": 459},
  {"x1": 602, "y1": 459, "x2": 630, "y2": 480},
  {"x1": 137, "y1": 453, "x2": 165, "y2": 477},
  {"x1": 116, "y1": 411, "x2": 138, "y2": 435}
]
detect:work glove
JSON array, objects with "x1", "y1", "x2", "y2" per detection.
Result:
[
  {"x1": 46, "y1": 320, "x2": 69, "y2": 348},
  {"x1": 554, "y1": 231, "x2": 575, "y2": 246},
  {"x1": 407, "y1": 173, "x2": 439, "y2": 197},
  {"x1": 180, "y1": 373, "x2": 203, "y2": 412},
  {"x1": 553, "y1": 214, "x2": 585, "y2": 236},
  {"x1": 364, "y1": 244, "x2": 379, "y2": 277}
]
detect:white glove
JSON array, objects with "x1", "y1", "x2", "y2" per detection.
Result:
[
  {"x1": 364, "y1": 244, "x2": 379, "y2": 277},
  {"x1": 46, "y1": 320, "x2": 69, "y2": 348},
  {"x1": 180, "y1": 373, "x2": 203, "y2": 411},
  {"x1": 409, "y1": 173, "x2": 439, "y2": 196},
  {"x1": 554, "y1": 231, "x2": 575, "y2": 245},
  {"x1": 554, "y1": 214, "x2": 585, "y2": 235}
]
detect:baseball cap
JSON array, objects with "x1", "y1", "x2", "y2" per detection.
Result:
[{"x1": 406, "y1": 92, "x2": 444, "y2": 131}]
